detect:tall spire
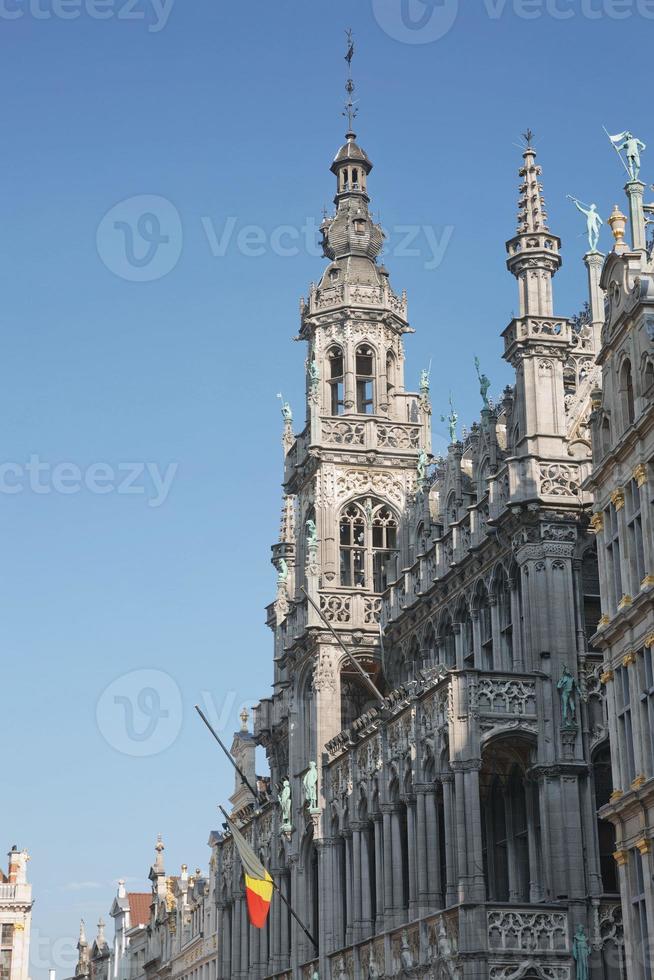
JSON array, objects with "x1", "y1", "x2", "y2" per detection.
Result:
[
  {"x1": 517, "y1": 131, "x2": 549, "y2": 234},
  {"x1": 343, "y1": 29, "x2": 357, "y2": 137},
  {"x1": 506, "y1": 134, "x2": 562, "y2": 317}
]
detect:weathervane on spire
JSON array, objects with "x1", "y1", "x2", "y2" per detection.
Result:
[
  {"x1": 343, "y1": 29, "x2": 358, "y2": 133},
  {"x1": 522, "y1": 129, "x2": 535, "y2": 148}
]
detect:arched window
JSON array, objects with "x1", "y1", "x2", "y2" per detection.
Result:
[
  {"x1": 601, "y1": 416, "x2": 612, "y2": 456},
  {"x1": 339, "y1": 503, "x2": 366, "y2": 587},
  {"x1": 356, "y1": 345, "x2": 375, "y2": 414},
  {"x1": 339, "y1": 500, "x2": 398, "y2": 592},
  {"x1": 372, "y1": 507, "x2": 398, "y2": 591},
  {"x1": 644, "y1": 358, "x2": 654, "y2": 393},
  {"x1": 496, "y1": 567, "x2": 513, "y2": 668},
  {"x1": 458, "y1": 601, "x2": 474, "y2": 667},
  {"x1": 423, "y1": 622, "x2": 437, "y2": 666},
  {"x1": 329, "y1": 346, "x2": 345, "y2": 416},
  {"x1": 386, "y1": 350, "x2": 397, "y2": 403},
  {"x1": 441, "y1": 613, "x2": 456, "y2": 668},
  {"x1": 477, "y1": 583, "x2": 493, "y2": 670},
  {"x1": 620, "y1": 359, "x2": 635, "y2": 428}
]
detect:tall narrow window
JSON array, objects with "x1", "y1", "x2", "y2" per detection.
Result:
[
  {"x1": 626, "y1": 479, "x2": 645, "y2": 595},
  {"x1": 356, "y1": 345, "x2": 375, "y2": 414},
  {"x1": 478, "y1": 585, "x2": 493, "y2": 670},
  {"x1": 460, "y1": 604, "x2": 474, "y2": 667},
  {"x1": 386, "y1": 351, "x2": 396, "y2": 404},
  {"x1": 339, "y1": 504, "x2": 366, "y2": 588},
  {"x1": 372, "y1": 507, "x2": 398, "y2": 592},
  {"x1": 621, "y1": 360, "x2": 635, "y2": 429},
  {"x1": 616, "y1": 665, "x2": 635, "y2": 784},
  {"x1": 631, "y1": 849, "x2": 652, "y2": 980},
  {"x1": 605, "y1": 505, "x2": 622, "y2": 613},
  {"x1": 329, "y1": 346, "x2": 345, "y2": 416},
  {"x1": 639, "y1": 646, "x2": 654, "y2": 778},
  {"x1": 496, "y1": 568, "x2": 513, "y2": 668},
  {"x1": 582, "y1": 548, "x2": 602, "y2": 652}
]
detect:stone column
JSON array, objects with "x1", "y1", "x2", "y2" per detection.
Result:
[
  {"x1": 344, "y1": 831, "x2": 353, "y2": 945},
  {"x1": 351, "y1": 823, "x2": 363, "y2": 941},
  {"x1": 441, "y1": 774, "x2": 457, "y2": 906},
  {"x1": 231, "y1": 899, "x2": 241, "y2": 978},
  {"x1": 360, "y1": 825, "x2": 373, "y2": 938},
  {"x1": 634, "y1": 466, "x2": 654, "y2": 578},
  {"x1": 415, "y1": 788, "x2": 429, "y2": 914},
  {"x1": 525, "y1": 782, "x2": 543, "y2": 902},
  {"x1": 220, "y1": 904, "x2": 231, "y2": 980},
  {"x1": 240, "y1": 899, "x2": 249, "y2": 979},
  {"x1": 425, "y1": 787, "x2": 443, "y2": 907},
  {"x1": 391, "y1": 806, "x2": 405, "y2": 923},
  {"x1": 464, "y1": 764, "x2": 486, "y2": 903},
  {"x1": 381, "y1": 805, "x2": 394, "y2": 925},
  {"x1": 626, "y1": 180, "x2": 647, "y2": 251},
  {"x1": 405, "y1": 796, "x2": 418, "y2": 918},
  {"x1": 509, "y1": 575, "x2": 524, "y2": 670},
  {"x1": 373, "y1": 814, "x2": 385, "y2": 935},
  {"x1": 583, "y1": 249, "x2": 606, "y2": 352}
]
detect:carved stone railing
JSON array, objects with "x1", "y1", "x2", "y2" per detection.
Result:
[
  {"x1": 316, "y1": 591, "x2": 382, "y2": 629},
  {"x1": 0, "y1": 884, "x2": 30, "y2": 902},
  {"x1": 474, "y1": 673, "x2": 537, "y2": 718},
  {"x1": 487, "y1": 906, "x2": 569, "y2": 952},
  {"x1": 320, "y1": 416, "x2": 420, "y2": 453},
  {"x1": 300, "y1": 962, "x2": 319, "y2": 980},
  {"x1": 305, "y1": 280, "x2": 408, "y2": 320}
]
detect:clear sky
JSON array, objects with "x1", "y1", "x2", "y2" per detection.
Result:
[{"x1": 1, "y1": 1, "x2": 651, "y2": 976}]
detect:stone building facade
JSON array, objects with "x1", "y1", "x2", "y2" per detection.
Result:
[
  {"x1": 586, "y1": 179, "x2": 654, "y2": 980},
  {"x1": 0, "y1": 848, "x2": 32, "y2": 980},
  {"x1": 205, "y1": 126, "x2": 624, "y2": 980}
]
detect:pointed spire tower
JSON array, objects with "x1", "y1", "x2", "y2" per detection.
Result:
[
  {"x1": 506, "y1": 131, "x2": 562, "y2": 316},
  {"x1": 75, "y1": 920, "x2": 90, "y2": 978},
  {"x1": 148, "y1": 834, "x2": 167, "y2": 901},
  {"x1": 503, "y1": 134, "x2": 572, "y2": 462}
]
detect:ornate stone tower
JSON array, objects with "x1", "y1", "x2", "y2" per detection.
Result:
[{"x1": 256, "y1": 115, "x2": 431, "y2": 827}]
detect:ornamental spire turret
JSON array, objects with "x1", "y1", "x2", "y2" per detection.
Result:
[{"x1": 506, "y1": 133, "x2": 562, "y2": 317}]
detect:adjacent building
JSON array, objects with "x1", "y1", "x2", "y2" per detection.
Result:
[
  {"x1": 586, "y1": 179, "x2": 654, "y2": 980},
  {"x1": 0, "y1": 848, "x2": 32, "y2": 980}
]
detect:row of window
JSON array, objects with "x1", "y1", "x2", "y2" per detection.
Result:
[
  {"x1": 601, "y1": 357, "x2": 654, "y2": 453},
  {"x1": 328, "y1": 345, "x2": 397, "y2": 417},
  {"x1": 603, "y1": 469, "x2": 652, "y2": 614},
  {"x1": 614, "y1": 648, "x2": 654, "y2": 788}
]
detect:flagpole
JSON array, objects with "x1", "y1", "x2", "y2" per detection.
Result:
[
  {"x1": 218, "y1": 806, "x2": 318, "y2": 950},
  {"x1": 301, "y1": 586, "x2": 386, "y2": 705},
  {"x1": 603, "y1": 125, "x2": 631, "y2": 178},
  {"x1": 195, "y1": 704, "x2": 262, "y2": 803}
]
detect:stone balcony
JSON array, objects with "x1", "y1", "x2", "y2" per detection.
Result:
[
  {"x1": 0, "y1": 883, "x2": 31, "y2": 903},
  {"x1": 302, "y1": 280, "x2": 408, "y2": 322}
]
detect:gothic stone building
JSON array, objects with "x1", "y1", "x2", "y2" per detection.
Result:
[{"x1": 204, "y1": 123, "x2": 627, "y2": 980}]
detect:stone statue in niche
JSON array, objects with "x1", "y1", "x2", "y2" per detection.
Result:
[
  {"x1": 572, "y1": 924, "x2": 590, "y2": 980},
  {"x1": 279, "y1": 778, "x2": 292, "y2": 828},
  {"x1": 557, "y1": 664, "x2": 579, "y2": 727},
  {"x1": 303, "y1": 761, "x2": 319, "y2": 810}
]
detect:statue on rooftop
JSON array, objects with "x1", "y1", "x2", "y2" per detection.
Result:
[
  {"x1": 567, "y1": 196, "x2": 603, "y2": 253},
  {"x1": 475, "y1": 357, "x2": 491, "y2": 409},
  {"x1": 608, "y1": 130, "x2": 647, "y2": 181},
  {"x1": 277, "y1": 558, "x2": 288, "y2": 586},
  {"x1": 441, "y1": 394, "x2": 458, "y2": 444},
  {"x1": 306, "y1": 518, "x2": 318, "y2": 552},
  {"x1": 276, "y1": 393, "x2": 293, "y2": 423},
  {"x1": 557, "y1": 664, "x2": 579, "y2": 727},
  {"x1": 417, "y1": 449, "x2": 429, "y2": 482},
  {"x1": 420, "y1": 365, "x2": 431, "y2": 396}
]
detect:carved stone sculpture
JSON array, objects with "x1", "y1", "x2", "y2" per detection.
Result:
[{"x1": 303, "y1": 761, "x2": 319, "y2": 810}]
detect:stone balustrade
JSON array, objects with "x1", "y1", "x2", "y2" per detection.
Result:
[
  {"x1": 303, "y1": 280, "x2": 408, "y2": 320},
  {"x1": 320, "y1": 417, "x2": 421, "y2": 453}
]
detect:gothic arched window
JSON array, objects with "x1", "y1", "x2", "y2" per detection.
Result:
[
  {"x1": 372, "y1": 506, "x2": 398, "y2": 592},
  {"x1": 339, "y1": 500, "x2": 398, "y2": 592},
  {"x1": 495, "y1": 567, "x2": 513, "y2": 668},
  {"x1": 329, "y1": 346, "x2": 345, "y2": 416},
  {"x1": 620, "y1": 359, "x2": 635, "y2": 429},
  {"x1": 339, "y1": 503, "x2": 366, "y2": 588},
  {"x1": 356, "y1": 344, "x2": 375, "y2": 414},
  {"x1": 477, "y1": 582, "x2": 494, "y2": 671}
]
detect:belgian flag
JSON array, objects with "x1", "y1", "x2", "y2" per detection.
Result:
[{"x1": 224, "y1": 813, "x2": 273, "y2": 929}]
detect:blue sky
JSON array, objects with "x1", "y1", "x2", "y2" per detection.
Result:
[{"x1": 1, "y1": 0, "x2": 651, "y2": 975}]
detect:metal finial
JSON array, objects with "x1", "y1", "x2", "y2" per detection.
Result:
[
  {"x1": 343, "y1": 29, "x2": 358, "y2": 133},
  {"x1": 522, "y1": 129, "x2": 535, "y2": 148}
]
